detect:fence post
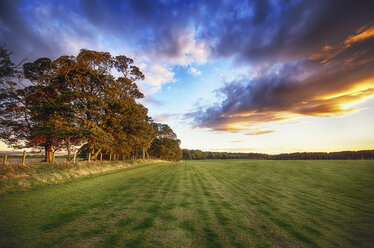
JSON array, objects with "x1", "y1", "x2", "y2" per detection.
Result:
[
  {"x1": 2, "y1": 154, "x2": 7, "y2": 166},
  {"x1": 73, "y1": 151, "x2": 77, "y2": 163},
  {"x1": 22, "y1": 150, "x2": 27, "y2": 165}
]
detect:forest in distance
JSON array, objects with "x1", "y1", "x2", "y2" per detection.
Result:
[{"x1": 182, "y1": 149, "x2": 374, "y2": 160}]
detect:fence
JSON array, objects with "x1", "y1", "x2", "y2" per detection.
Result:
[
  {"x1": 1, "y1": 151, "x2": 86, "y2": 165},
  {"x1": 0, "y1": 151, "x2": 127, "y2": 165}
]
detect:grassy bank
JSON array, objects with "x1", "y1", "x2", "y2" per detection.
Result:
[
  {"x1": 0, "y1": 160, "x2": 373, "y2": 247},
  {"x1": 0, "y1": 160, "x2": 154, "y2": 194}
]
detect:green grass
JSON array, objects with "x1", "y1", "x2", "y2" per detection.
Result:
[{"x1": 0, "y1": 160, "x2": 373, "y2": 247}]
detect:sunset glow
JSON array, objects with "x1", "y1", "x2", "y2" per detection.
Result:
[{"x1": 1, "y1": 0, "x2": 373, "y2": 153}]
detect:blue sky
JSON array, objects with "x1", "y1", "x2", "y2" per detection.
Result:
[{"x1": 1, "y1": 0, "x2": 374, "y2": 153}]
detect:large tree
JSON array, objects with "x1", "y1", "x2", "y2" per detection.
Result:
[
  {"x1": 147, "y1": 123, "x2": 182, "y2": 161},
  {"x1": 149, "y1": 138, "x2": 183, "y2": 161},
  {"x1": 0, "y1": 48, "x2": 148, "y2": 162},
  {"x1": 1, "y1": 47, "x2": 182, "y2": 162}
]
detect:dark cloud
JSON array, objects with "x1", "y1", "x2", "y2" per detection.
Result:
[
  {"x1": 1, "y1": 0, "x2": 374, "y2": 133},
  {"x1": 0, "y1": 0, "x2": 52, "y2": 61},
  {"x1": 189, "y1": 27, "x2": 374, "y2": 132},
  {"x1": 2, "y1": 0, "x2": 373, "y2": 63},
  {"x1": 0, "y1": 0, "x2": 97, "y2": 62},
  {"x1": 206, "y1": 0, "x2": 374, "y2": 64}
]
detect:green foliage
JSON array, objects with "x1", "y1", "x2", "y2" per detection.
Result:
[
  {"x1": 149, "y1": 138, "x2": 183, "y2": 161},
  {"x1": 182, "y1": 149, "x2": 374, "y2": 160},
  {"x1": 0, "y1": 46, "x2": 182, "y2": 162},
  {"x1": 182, "y1": 149, "x2": 270, "y2": 160}
]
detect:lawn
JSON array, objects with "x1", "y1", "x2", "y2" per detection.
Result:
[{"x1": 0, "y1": 160, "x2": 373, "y2": 247}]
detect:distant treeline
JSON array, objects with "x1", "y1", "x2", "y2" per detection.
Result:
[
  {"x1": 182, "y1": 149, "x2": 374, "y2": 160},
  {"x1": 182, "y1": 149, "x2": 270, "y2": 160}
]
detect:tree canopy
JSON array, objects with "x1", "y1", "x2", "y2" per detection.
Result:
[{"x1": 0, "y1": 46, "x2": 182, "y2": 162}]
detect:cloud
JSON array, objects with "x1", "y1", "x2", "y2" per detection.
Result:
[
  {"x1": 246, "y1": 130, "x2": 275, "y2": 136},
  {"x1": 2, "y1": 1, "x2": 373, "y2": 63},
  {"x1": 0, "y1": 0, "x2": 210, "y2": 91},
  {"x1": 152, "y1": 113, "x2": 179, "y2": 123},
  {"x1": 1, "y1": 0, "x2": 373, "y2": 100},
  {"x1": 0, "y1": 0, "x2": 98, "y2": 62},
  {"x1": 137, "y1": 94, "x2": 163, "y2": 107},
  {"x1": 139, "y1": 63, "x2": 175, "y2": 92},
  {"x1": 189, "y1": 26, "x2": 374, "y2": 133},
  {"x1": 188, "y1": 66, "x2": 201, "y2": 76},
  {"x1": 206, "y1": 0, "x2": 374, "y2": 64},
  {"x1": 345, "y1": 25, "x2": 374, "y2": 45},
  {"x1": 147, "y1": 28, "x2": 210, "y2": 66}
]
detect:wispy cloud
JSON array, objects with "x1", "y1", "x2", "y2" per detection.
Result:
[
  {"x1": 246, "y1": 130, "x2": 275, "y2": 136},
  {"x1": 188, "y1": 66, "x2": 201, "y2": 76}
]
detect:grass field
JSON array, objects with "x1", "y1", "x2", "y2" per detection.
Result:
[{"x1": 0, "y1": 160, "x2": 373, "y2": 248}]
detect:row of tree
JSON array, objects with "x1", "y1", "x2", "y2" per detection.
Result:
[
  {"x1": 0, "y1": 45, "x2": 182, "y2": 162},
  {"x1": 182, "y1": 149, "x2": 374, "y2": 160},
  {"x1": 182, "y1": 149, "x2": 270, "y2": 160},
  {"x1": 271, "y1": 150, "x2": 374, "y2": 160}
]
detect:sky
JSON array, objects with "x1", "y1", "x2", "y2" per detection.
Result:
[{"x1": 1, "y1": 0, "x2": 374, "y2": 154}]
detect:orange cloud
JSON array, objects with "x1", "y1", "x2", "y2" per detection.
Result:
[
  {"x1": 246, "y1": 130, "x2": 275, "y2": 136},
  {"x1": 345, "y1": 25, "x2": 374, "y2": 45},
  {"x1": 191, "y1": 26, "x2": 374, "y2": 134},
  {"x1": 309, "y1": 44, "x2": 343, "y2": 64},
  {"x1": 310, "y1": 25, "x2": 374, "y2": 65}
]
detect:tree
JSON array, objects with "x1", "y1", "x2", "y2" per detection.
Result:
[
  {"x1": 22, "y1": 57, "x2": 81, "y2": 162},
  {"x1": 149, "y1": 138, "x2": 183, "y2": 161},
  {"x1": 31, "y1": 49, "x2": 147, "y2": 161},
  {"x1": 0, "y1": 45, "x2": 26, "y2": 148},
  {"x1": 1, "y1": 47, "x2": 183, "y2": 162}
]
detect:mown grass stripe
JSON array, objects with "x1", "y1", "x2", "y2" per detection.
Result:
[{"x1": 0, "y1": 160, "x2": 373, "y2": 248}]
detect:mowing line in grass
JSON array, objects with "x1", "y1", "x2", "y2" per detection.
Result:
[{"x1": 0, "y1": 160, "x2": 373, "y2": 248}]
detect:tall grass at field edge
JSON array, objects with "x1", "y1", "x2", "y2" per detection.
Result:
[{"x1": 0, "y1": 160, "x2": 161, "y2": 194}]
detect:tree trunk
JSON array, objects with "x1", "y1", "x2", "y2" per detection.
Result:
[
  {"x1": 146, "y1": 150, "x2": 150, "y2": 159},
  {"x1": 67, "y1": 137, "x2": 71, "y2": 161},
  {"x1": 92, "y1": 148, "x2": 102, "y2": 161},
  {"x1": 45, "y1": 145, "x2": 54, "y2": 163},
  {"x1": 73, "y1": 151, "x2": 77, "y2": 163},
  {"x1": 22, "y1": 150, "x2": 26, "y2": 165},
  {"x1": 142, "y1": 148, "x2": 145, "y2": 160},
  {"x1": 3, "y1": 154, "x2": 7, "y2": 165}
]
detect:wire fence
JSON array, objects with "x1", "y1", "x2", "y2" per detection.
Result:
[
  {"x1": 0, "y1": 152, "x2": 137, "y2": 165},
  {"x1": 0, "y1": 152, "x2": 86, "y2": 165}
]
